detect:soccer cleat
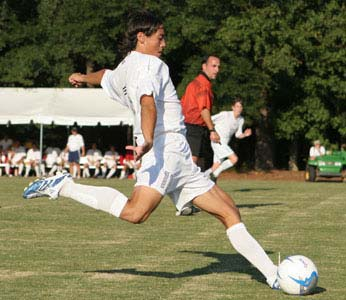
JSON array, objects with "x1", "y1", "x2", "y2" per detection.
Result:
[
  {"x1": 268, "y1": 277, "x2": 280, "y2": 290},
  {"x1": 176, "y1": 205, "x2": 201, "y2": 216},
  {"x1": 23, "y1": 171, "x2": 72, "y2": 200}
]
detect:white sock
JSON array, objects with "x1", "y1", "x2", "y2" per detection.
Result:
[
  {"x1": 25, "y1": 166, "x2": 31, "y2": 177},
  {"x1": 106, "y1": 168, "x2": 116, "y2": 179},
  {"x1": 34, "y1": 165, "x2": 40, "y2": 177},
  {"x1": 213, "y1": 159, "x2": 233, "y2": 177},
  {"x1": 101, "y1": 166, "x2": 107, "y2": 176},
  {"x1": 227, "y1": 223, "x2": 277, "y2": 282},
  {"x1": 94, "y1": 168, "x2": 100, "y2": 177},
  {"x1": 49, "y1": 165, "x2": 58, "y2": 176},
  {"x1": 60, "y1": 181, "x2": 128, "y2": 217},
  {"x1": 40, "y1": 164, "x2": 46, "y2": 176},
  {"x1": 18, "y1": 164, "x2": 24, "y2": 176},
  {"x1": 5, "y1": 164, "x2": 10, "y2": 175},
  {"x1": 83, "y1": 168, "x2": 90, "y2": 178}
]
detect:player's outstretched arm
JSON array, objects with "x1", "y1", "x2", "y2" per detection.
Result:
[
  {"x1": 68, "y1": 69, "x2": 106, "y2": 87},
  {"x1": 237, "y1": 128, "x2": 252, "y2": 139}
]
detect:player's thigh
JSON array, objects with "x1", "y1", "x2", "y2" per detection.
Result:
[
  {"x1": 120, "y1": 185, "x2": 163, "y2": 223},
  {"x1": 192, "y1": 185, "x2": 241, "y2": 228}
]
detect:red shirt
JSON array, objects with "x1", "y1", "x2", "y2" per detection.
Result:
[{"x1": 181, "y1": 73, "x2": 213, "y2": 126}]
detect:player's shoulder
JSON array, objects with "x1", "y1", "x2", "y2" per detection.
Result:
[{"x1": 133, "y1": 51, "x2": 168, "y2": 73}]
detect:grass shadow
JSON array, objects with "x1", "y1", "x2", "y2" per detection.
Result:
[
  {"x1": 237, "y1": 203, "x2": 283, "y2": 209},
  {"x1": 87, "y1": 250, "x2": 273, "y2": 285},
  {"x1": 233, "y1": 188, "x2": 276, "y2": 192}
]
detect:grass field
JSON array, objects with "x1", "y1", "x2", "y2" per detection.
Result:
[{"x1": 0, "y1": 177, "x2": 345, "y2": 299}]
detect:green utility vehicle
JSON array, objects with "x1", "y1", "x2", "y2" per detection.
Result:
[{"x1": 305, "y1": 151, "x2": 346, "y2": 182}]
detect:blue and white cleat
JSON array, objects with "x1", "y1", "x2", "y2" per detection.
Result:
[
  {"x1": 23, "y1": 172, "x2": 72, "y2": 200},
  {"x1": 268, "y1": 278, "x2": 281, "y2": 290}
]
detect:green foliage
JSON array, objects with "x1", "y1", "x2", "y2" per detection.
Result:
[{"x1": 1, "y1": 0, "x2": 346, "y2": 162}]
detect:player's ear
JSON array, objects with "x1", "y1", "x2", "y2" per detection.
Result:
[{"x1": 137, "y1": 32, "x2": 146, "y2": 45}]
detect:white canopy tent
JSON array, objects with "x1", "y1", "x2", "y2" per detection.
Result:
[
  {"x1": 0, "y1": 88, "x2": 133, "y2": 126},
  {"x1": 0, "y1": 88, "x2": 133, "y2": 170}
]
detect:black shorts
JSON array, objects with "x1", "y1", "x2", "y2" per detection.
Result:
[
  {"x1": 68, "y1": 150, "x2": 80, "y2": 163},
  {"x1": 185, "y1": 123, "x2": 210, "y2": 158}
]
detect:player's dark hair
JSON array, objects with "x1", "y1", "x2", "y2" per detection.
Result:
[
  {"x1": 201, "y1": 55, "x2": 219, "y2": 65},
  {"x1": 120, "y1": 10, "x2": 162, "y2": 57},
  {"x1": 232, "y1": 97, "x2": 243, "y2": 106}
]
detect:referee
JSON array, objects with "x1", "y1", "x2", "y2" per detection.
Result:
[{"x1": 181, "y1": 55, "x2": 221, "y2": 171}]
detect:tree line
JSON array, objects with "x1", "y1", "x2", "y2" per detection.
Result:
[{"x1": 1, "y1": 0, "x2": 345, "y2": 170}]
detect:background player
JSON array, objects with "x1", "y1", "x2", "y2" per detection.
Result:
[
  {"x1": 206, "y1": 98, "x2": 252, "y2": 181},
  {"x1": 23, "y1": 10, "x2": 279, "y2": 291},
  {"x1": 64, "y1": 127, "x2": 85, "y2": 178}
]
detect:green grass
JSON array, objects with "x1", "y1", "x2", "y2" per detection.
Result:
[{"x1": 0, "y1": 177, "x2": 345, "y2": 299}]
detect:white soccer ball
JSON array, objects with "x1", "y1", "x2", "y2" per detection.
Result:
[{"x1": 277, "y1": 255, "x2": 318, "y2": 295}]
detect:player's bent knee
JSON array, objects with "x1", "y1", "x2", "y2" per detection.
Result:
[
  {"x1": 120, "y1": 208, "x2": 147, "y2": 224},
  {"x1": 230, "y1": 155, "x2": 238, "y2": 164}
]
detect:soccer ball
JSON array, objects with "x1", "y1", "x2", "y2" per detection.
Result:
[{"x1": 277, "y1": 255, "x2": 318, "y2": 295}]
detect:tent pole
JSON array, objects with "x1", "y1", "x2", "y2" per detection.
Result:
[{"x1": 39, "y1": 123, "x2": 43, "y2": 177}]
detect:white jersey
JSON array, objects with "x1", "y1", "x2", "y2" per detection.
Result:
[
  {"x1": 212, "y1": 111, "x2": 244, "y2": 144},
  {"x1": 103, "y1": 150, "x2": 119, "y2": 162},
  {"x1": 45, "y1": 147, "x2": 60, "y2": 166},
  {"x1": 86, "y1": 149, "x2": 103, "y2": 163},
  {"x1": 26, "y1": 148, "x2": 41, "y2": 161},
  {"x1": 67, "y1": 134, "x2": 84, "y2": 152},
  {"x1": 10, "y1": 146, "x2": 26, "y2": 164},
  {"x1": 309, "y1": 146, "x2": 326, "y2": 157},
  {"x1": 101, "y1": 51, "x2": 186, "y2": 145}
]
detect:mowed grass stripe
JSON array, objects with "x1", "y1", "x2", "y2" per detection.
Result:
[{"x1": 0, "y1": 177, "x2": 345, "y2": 299}]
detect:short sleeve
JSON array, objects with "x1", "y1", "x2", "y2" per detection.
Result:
[
  {"x1": 235, "y1": 118, "x2": 244, "y2": 138},
  {"x1": 136, "y1": 60, "x2": 163, "y2": 102},
  {"x1": 101, "y1": 69, "x2": 129, "y2": 107}
]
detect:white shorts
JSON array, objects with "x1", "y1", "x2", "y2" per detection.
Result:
[
  {"x1": 211, "y1": 141, "x2": 234, "y2": 163},
  {"x1": 135, "y1": 132, "x2": 214, "y2": 212},
  {"x1": 103, "y1": 159, "x2": 116, "y2": 169}
]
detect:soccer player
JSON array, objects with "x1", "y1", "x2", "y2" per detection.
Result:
[
  {"x1": 64, "y1": 127, "x2": 85, "y2": 178},
  {"x1": 83, "y1": 143, "x2": 102, "y2": 178},
  {"x1": 43, "y1": 146, "x2": 61, "y2": 176},
  {"x1": 101, "y1": 145, "x2": 120, "y2": 179},
  {"x1": 24, "y1": 143, "x2": 44, "y2": 177},
  {"x1": 119, "y1": 150, "x2": 137, "y2": 180},
  {"x1": 6, "y1": 140, "x2": 26, "y2": 177},
  {"x1": 23, "y1": 10, "x2": 279, "y2": 290},
  {"x1": 205, "y1": 98, "x2": 252, "y2": 182}
]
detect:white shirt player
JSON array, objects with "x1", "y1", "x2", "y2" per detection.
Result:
[
  {"x1": 10, "y1": 146, "x2": 26, "y2": 164},
  {"x1": 102, "y1": 150, "x2": 119, "y2": 168},
  {"x1": 309, "y1": 145, "x2": 326, "y2": 158},
  {"x1": 67, "y1": 134, "x2": 84, "y2": 152},
  {"x1": 101, "y1": 51, "x2": 186, "y2": 146},
  {"x1": 45, "y1": 147, "x2": 61, "y2": 167},
  {"x1": 26, "y1": 148, "x2": 41, "y2": 162},
  {"x1": 87, "y1": 148, "x2": 102, "y2": 161},
  {"x1": 212, "y1": 111, "x2": 244, "y2": 145}
]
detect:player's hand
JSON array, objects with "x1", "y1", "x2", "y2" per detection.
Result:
[
  {"x1": 210, "y1": 131, "x2": 220, "y2": 143},
  {"x1": 244, "y1": 128, "x2": 252, "y2": 137},
  {"x1": 126, "y1": 141, "x2": 152, "y2": 161},
  {"x1": 68, "y1": 73, "x2": 85, "y2": 87}
]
